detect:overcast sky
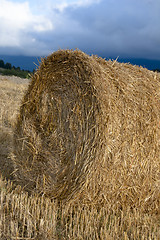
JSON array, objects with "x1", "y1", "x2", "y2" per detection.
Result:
[{"x1": 0, "y1": 0, "x2": 160, "y2": 59}]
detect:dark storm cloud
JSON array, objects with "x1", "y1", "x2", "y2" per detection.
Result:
[
  {"x1": 0, "y1": 0, "x2": 160, "y2": 59},
  {"x1": 46, "y1": 0, "x2": 160, "y2": 59}
]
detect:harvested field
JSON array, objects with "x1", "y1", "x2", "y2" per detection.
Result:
[
  {"x1": 0, "y1": 75, "x2": 29, "y2": 179},
  {"x1": 0, "y1": 51, "x2": 160, "y2": 239},
  {"x1": 0, "y1": 176, "x2": 159, "y2": 239}
]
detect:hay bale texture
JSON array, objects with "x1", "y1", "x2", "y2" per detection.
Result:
[{"x1": 13, "y1": 49, "x2": 160, "y2": 205}]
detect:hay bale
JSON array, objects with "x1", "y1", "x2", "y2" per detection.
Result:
[{"x1": 13, "y1": 50, "x2": 160, "y2": 206}]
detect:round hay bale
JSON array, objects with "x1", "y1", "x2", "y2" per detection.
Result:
[{"x1": 13, "y1": 50, "x2": 160, "y2": 208}]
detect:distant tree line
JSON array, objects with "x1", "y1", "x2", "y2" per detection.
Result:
[
  {"x1": 0, "y1": 59, "x2": 12, "y2": 69},
  {"x1": 153, "y1": 69, "x2": 160, "y2": 73},
  {"x1": 0, "y1": 59, "x2": 24, "y2": 71},
  {"x1": 0, "y1": 59, "x2": 32, "y2": 78}
]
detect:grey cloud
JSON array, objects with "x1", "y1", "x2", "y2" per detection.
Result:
[
  {"x1": 1, "y1": 0, "x2": 160, "y2": 59},
  {"x1": 43, "y1": 0, "x2": 160, "y2": 59}
]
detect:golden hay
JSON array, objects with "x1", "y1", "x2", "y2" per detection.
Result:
[{"x1": 12, "y1": 49, "x2": 160, "y2": 211}]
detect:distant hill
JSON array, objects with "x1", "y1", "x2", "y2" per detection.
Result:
[
  {"x1": 0, "y1": 55, "x2": 160, "y2": 72},
  {"x1": 0, "y1": 55, "x2": 41, "y2": 72},
  {"x1": 117, "y1": 58, "x2": 160, "y2": 71}
]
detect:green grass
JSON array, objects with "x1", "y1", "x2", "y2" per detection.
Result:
[{"x1": 0, "y1": 68, "x2": 31, "y2": 78}]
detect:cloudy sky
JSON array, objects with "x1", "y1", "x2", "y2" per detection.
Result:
[{"x1": 0, "y1": 0, "x2": 160, "y2": 59}]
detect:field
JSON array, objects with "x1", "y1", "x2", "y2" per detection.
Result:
[{"x1": 0, "y1": 74, "x2": 159, "y2": 239}]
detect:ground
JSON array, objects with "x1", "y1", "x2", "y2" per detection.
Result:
[{"x1": 0, "y1": 75, "x2": 30, "y2": 179}]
